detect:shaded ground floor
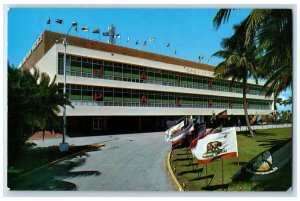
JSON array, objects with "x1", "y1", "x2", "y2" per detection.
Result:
[{"x1": 66, "y1": 115, "x2": 253, "y2": 137}]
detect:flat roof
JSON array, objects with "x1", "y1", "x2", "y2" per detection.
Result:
[{"x1": 20, "y1": 30, "x2": 215, "y2": 72}]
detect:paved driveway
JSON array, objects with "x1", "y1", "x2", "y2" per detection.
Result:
[{"x1": 33, "y1": 132, "x2": 175, "y2": 191}]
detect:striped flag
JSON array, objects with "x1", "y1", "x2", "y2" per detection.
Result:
[
  {"x1": 142, "y1": 41, "x2": 147, "y2": 46},
  {"x1": 171, "y1": 120, "x2": 194, "y2": 147},
  {"x1": 165, "y1": 120, "x2": 185, "y2": 142},
  {"x1": 46, "y1": 18, "x2": 50, "y2": 24},
  {"x1": 193, "y1": 127, "x2": 238, "y2": 164}
]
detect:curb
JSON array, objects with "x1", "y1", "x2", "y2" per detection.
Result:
[
  {"x1": 9, "y1": 143, "x2": 105, "y2": 184},
  {"x1": 167, "y1": 150, "x2": 184, "y2": 191}
]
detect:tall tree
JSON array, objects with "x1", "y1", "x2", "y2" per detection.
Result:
[
  {"x1": 8, "y1": 66, "x2": 73, "y2": 166},
  {"x1": 212, "y1": 24, "x2": 259, "y2": 137},
  {"x1": 213, "y1": 9, "x2": 292, "y2": 101}
]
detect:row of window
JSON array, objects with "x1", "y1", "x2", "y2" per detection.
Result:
[
  {"x1": 58, "y1": 53, "x2": 268, "y2": 96},
  {"x1": 59, "y1": 83, "x2": 272, "y2": 110}
]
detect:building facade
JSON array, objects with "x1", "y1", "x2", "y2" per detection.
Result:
[{"x1": 20, "y1": 31, "x2": 274, "y2": 136}]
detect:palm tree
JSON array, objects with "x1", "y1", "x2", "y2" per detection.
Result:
[
  {"x1": 8, "y1": 66, "x2": 73, "y2": 166},
  {"x1": 32, "y1": 68, "x2": 73, "y2": 140},
  {"x1": 212, "y1": 24, "x2": 259, "y2": 137},
  {"x1": 213, "y1": 9, "x2": 292, "y2": 101}
]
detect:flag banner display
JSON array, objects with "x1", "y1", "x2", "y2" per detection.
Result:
[
  {"x1": 233, "y1": 139, "x2": 291, "y2": 182},
  {"x1": 135, "y1": 40, "x2": 139, "y2": 45},
  {"x1": 218, "y1": 110, "x2": 228, "y2": 118},
  {"x1": 127, "y1": 37, "x2": 130, "y2": 43},
  {"x1": 92, "y1": 29, "x2": 100, "y2": 33},
  {"x1": 170, "y1": 119, "x2": 194, "y2": 146},
  {"x1": 166, "y1": 116, "x2": 185, "y2": 128},
  {"x1": 114, "y1": 34, "x2": 120, "y2": 39},
  {"x1": 82, "y1": 27, "x2": 89, "y2": 31},
  {"x1": 166, "y1": 42, "x2": 170, "y2": 47},
  {"x1": 142, "y1": 41, "x2": 147, "y2": 46},
  {"x1": 47, "y1": 18, "x2": 50, "y2": 24},
  {"x1": 193, "y1": 127, "x2": 238, "y2": 164},
  {"x1": 55, "y1": 19, "x2": 63, "y2": 24},
  {"x1": 165, "y1": 120, "x2": 185, "y2": 142}
]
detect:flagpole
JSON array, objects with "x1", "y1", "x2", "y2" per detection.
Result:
[
  {"x1": 221, "y1": 158, "x2": 224, "y2": 191},
  {"x1": 237, "y1": 156, "x2": 242, "y2": 190},
  {"x1": 206, "y1": 164, "x2": 208, "y2": 187}
]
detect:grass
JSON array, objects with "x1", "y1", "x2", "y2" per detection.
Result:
[{"x1": 170, "y1": 127, "x2": 292, "y2": 191}]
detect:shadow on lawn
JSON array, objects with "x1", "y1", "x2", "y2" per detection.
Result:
[
  {"x1": 256, "y1": 138, "x2": 291, "y2": 149},
  {"x1": 9, "y1": 152, "x2": 101, "y2": 190}
]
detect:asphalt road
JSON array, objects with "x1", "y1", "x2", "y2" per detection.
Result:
[{"x1": 33, "y1": 132, "x2": 175, "y2": 191}]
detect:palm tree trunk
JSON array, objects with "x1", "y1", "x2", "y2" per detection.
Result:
[{"x1": 243, "y1": 78, "x2": 255, "y2": 137}]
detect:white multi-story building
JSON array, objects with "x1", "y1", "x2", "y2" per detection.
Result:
[{"x1": 20, "y1": 30, "x2": 274, "y2": 135}]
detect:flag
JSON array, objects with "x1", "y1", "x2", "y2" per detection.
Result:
[
  {"x1": 165, "y1": 120, "x2": 185, "y2": 142},
  {"x1": 46, "y1": 18, "x2": 50, "y2": 24},
  {"x1": 55, "y1": 19, "x2": 63, "y2": 24},
  {"x1": 114, "y1": 34, "x2": 120, "y2": 39},
  {"x1": 167, "y1": 117, "x2": 185, "y2": 128},
  {"x1": 190, "y1": 125, "x2": 222, "y2": 156},
  {"x1": 218, "y1": 110, "x2": 228, "y2": 119},
  {"x1": 195, "y1": 123, "x2": 206, "y2": 138},
  {"x1": 166, "y1": 42, "x2": 170, "y2": 47},
  {"x1": 127, "y1": 37, "x2": 130, "y2": 43},
  {"x1": 82, "y1": 27, "x2": 89, "y2": 31},
  {"x1": 103, "y1": 32, "x2": 109, "y2": 36},
  {"x1": 135, "y1": 40, "x2": 139, "y2": 45},
  {"x1": 74, "y1": 26, "x2": 77, "y2": 32},
  {"x1": 250, "y1": 112, "x2": 258, "y2": 124},
  {"x1": 149, "y1": 37, "x2": 155, "y2": 42},
  {"x1": 92, "y1": 29, "x2": 100, "y2": 33},
  {"x1": 170, "y1": 118, "x2": 194, "y2": 145},
  {"x1": 142, "y1": 41, "x2": 147, "y2": 46},
  {"x1": 193, "y1": 127, "x2": 238, "y2": 164}
]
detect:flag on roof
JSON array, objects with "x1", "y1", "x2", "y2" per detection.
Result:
[
  {"x1": 135, "y1": 40, "x2": 139, "y2": 45},
  {"x1": 218, "y1": 110, "x2": 228, "y2": 119},
  {"x1": 74, "y1": 26, "x2": 77, "y2": 32},
  {"x1": 114, "y1": 34, "x2": 120, "y2": 39},
  {"x1": 103, "y1": 31, "x2": 109, "y2": 36},
  {"x1": 165, "y1": 120, "x2": 185, "y2": 142},
  {"x1": 92, "y1": 29, "x2": 100, "y2": 33},
  {"x1": 166, "y1": 42, "x2": 170, "y2": 47},
  {"x1": 55, "y1": 19, "x2": 63, "y2": 24},
  {"x1": 46, "y1": 18, "x2": 50, "y2": 24},
  {"x1": 149, "y1": 37, "x2": 155, "y2": 42},
  {"x1": 193, "y1": 127, "x2": 238, "y2": 164},
  {"x1": 142, "y1": 41, "x2": 147, "y2": 46},
  {"x1": 174, "y1": 49, "x2": 177, "y2": 55},
  {"x1": 82, "y1": 27, "x2": 89, "y2": 31},
  {"x1": 127, "y1": 37, "x2": 130, "y2": 43}
]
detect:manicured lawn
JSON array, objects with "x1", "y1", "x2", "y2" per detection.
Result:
[{"x1": 170, "y1": 127, "x2": 292, "y2": 191}]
